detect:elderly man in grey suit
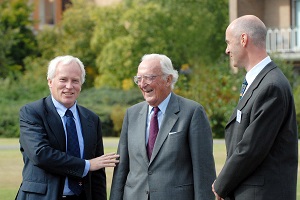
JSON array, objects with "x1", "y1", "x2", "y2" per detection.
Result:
[
  {"x1": 16, "y1": 55, "x2": 119, "y2": 200},
  {"x1": 212, "y1": 15, "x2": 298, "y2": 200},
  {"x1": 110, "y1": 53, "x2": 216, "y2": 200}
]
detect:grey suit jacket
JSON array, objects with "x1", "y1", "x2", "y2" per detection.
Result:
[
  {"x1": 214, "y1": 62, "x2": 298, "y2": 200},
  {"x1": 16, "y1": 96, "x2": 106, "y2": 200},
  {"x1": 110, "y1": 93, "x2": 216, "y2": 200}
]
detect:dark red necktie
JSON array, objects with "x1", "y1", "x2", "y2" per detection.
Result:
[{"x1": 147, "y1": 107, "x2": 160, "y2": 159}]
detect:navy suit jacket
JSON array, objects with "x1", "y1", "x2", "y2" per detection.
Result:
[{"x1": 16, "y1": 96, "x2": 106, "y2": 200}]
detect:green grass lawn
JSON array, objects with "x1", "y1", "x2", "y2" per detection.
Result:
[{"x1": 0, "y1": 138, "x2": 299, "y2": 199}]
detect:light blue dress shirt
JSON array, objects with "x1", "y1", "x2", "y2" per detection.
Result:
[{"x1": 146, "y1": 93, "x2": 171, "y2": 144}]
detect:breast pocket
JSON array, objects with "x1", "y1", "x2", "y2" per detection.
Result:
[
  {"x1": 168, "y1": 131, "x2": 184, "y2": 137},
  {"x1": 166, "y1": 131, "x2": 187, "y2": 153}
]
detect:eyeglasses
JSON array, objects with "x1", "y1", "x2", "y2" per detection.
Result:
[{"x1": 133, "y1": 74, "x2": 163, "y2": 85}]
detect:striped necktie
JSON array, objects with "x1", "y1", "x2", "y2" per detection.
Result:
[{"x1": 239, "y1": 78, "x2": 248, "y2": 100}]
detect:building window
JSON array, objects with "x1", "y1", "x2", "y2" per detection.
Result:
[
  {"x1": 296, "y1": 0, "x2": 300, "y2": 28},
  {"x1": 39, "y1": 0, "x2": 55, "y2": 25}
]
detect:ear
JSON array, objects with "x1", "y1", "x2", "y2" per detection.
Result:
[
  {"x1": 166, "y1": 75, "x2": 173, "y2": 87},
  {"x1": 241, "y1": 33, "x2": 248, "y2": 47},
  {"x1": 48, "y1": 79, "x2": 52, "y2": 88}
]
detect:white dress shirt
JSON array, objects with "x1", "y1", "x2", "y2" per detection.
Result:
[{"x1": 244, "y1": 56, "x2": 272, "y2": 95}]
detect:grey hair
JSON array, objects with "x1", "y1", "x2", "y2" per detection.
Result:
[
  {"x1": 141, "y1": 54, "x2": 179, "y2": 89},
  {"x1": 47, "y1": 55, "x2": 86, "y2": 84},
  {"x1": 232, "y1": 15, "x2": 267, "y2": 49}
]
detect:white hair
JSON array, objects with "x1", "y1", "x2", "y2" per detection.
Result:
[
  {"x1": 141, "y1": 54, "x2": 179, "y2": 89},
  {"x1": 47, "y1": 55, "x2": 86, "y2": 84}
]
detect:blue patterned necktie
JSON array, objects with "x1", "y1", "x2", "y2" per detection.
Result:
[
  {"x1": 239, "y1": 78, "x2": 248, "y2": 100},
  {"x1": 147, "y1": 107, "x2": 160, "y2": 160},
  {"x1": 65, "y1": 109, "x2": 83, "y2": 195}
]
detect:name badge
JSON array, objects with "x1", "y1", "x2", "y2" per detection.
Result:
[{"x1": 236, "y1": 110, "x2": 242, "y2": 123}]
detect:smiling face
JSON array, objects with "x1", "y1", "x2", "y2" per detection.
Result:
[
  {"x1": 225, "y1": 26, "x2": 246, "y2": 69},
  {"x1": 225, "y1": 23, "x2": 248, "y2": 68},
  {"x1": 48, "y1": 61, "x2": 82, "y2": 108},
  {"x1": 137, "y1": 59, "x2": 172, "y2": 107}
]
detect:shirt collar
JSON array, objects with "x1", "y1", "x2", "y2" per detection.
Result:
[
  {"x1": 148, "y1": 92, "x2": 172, "y2": 115},
  {"x1": 245, "y1": 56, "x2": 271, "y2": 86},
  {"x1": 51, "y1": 96, "x2": 77, "y2": 117}
]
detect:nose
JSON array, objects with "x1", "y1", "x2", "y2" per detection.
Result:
[
  {"x1": 65, "y1": 81, "x2": 73, "y2": 89},
  {"x1": 225, "y1": 47, "x2": 230, "y2": 55},
  {"x1": 138, "y1": 77, "x2": 149, "y2": 87}
]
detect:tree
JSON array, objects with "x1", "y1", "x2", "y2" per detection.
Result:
[
  {"x1": 53, "y1": 0, "x2": 98, "y2": 87},
  {"x1": 34, "y1": 0, "x2": 98, "y2": 88},
  {"x1": 0, "y1": 0, "x2": 37, "y2": 78},
  {"x1": 0, "y1": 23, "x2": 14, "y2": 76},
  {"x1": 93, "y1": 3, "x2": 172, "y2": 88},
  {"x1": 91, "y1": 0, "x2": 228, "y2": 90}
]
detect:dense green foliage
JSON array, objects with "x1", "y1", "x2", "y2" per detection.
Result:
[
  {"x1": 0, "y1": 0, "x2": 299, "y2": 138},
  {"x1": 92, "y1": 0, "x2": 228, "y2": 89},
  {"x1": 77, "y1": 88, "x2": 144, "y2": 136},
  {"x1": 0, "y1": 0, "x2": 38, "y2": 78}
]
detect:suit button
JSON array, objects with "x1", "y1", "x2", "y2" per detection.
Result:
[
  {"x1": 146, "y1": 191, "x2": 149, "y2": 194},
  {"x1": 148, "y1": 171, "x2": 152, "y2": 175}
]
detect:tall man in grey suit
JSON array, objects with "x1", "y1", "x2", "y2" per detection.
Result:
[
  {"x1": 212, "y1": 15, "x2": 298, "y2": 200},
  {"x1": 110, "y1": 53, "x2": 216, "y2": 200},
  {"x1": 16, "y1": 55, "x2": 119, "y2": 200}
]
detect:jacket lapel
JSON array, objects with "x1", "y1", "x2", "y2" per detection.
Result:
[
  {"x1": 137, "y1": 103, "x2": 150, "y2": 164},
  {"x1": 77, "y1": 106, "x2": 94, "y2": 158},
  {"x1": 226, "y1": 62, "x2": 277, "y2": 128},
  {"x1": 150, "y1": 93, "x2": 179, "y2": 164},
  {"x1": 44, "y1": 96, "x2": 66, "y2": 151}
]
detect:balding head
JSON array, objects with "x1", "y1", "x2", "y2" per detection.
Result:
[{"x1": 228, "y1": 15, "x2": 267, "y2": 49}]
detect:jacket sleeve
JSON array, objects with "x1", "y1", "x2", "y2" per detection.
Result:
[{"x1": 190, "y1": 105, "x2": 216, "y2": 200}]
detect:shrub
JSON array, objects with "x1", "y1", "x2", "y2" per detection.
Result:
[
  {"x1": 0, "y1": 103, "x2": 21, "y2": 137},
  {"x1": 78, "y1": 88, "x2": 143, "y2": 136},
  {"x1": 110, "y1": 105, "x2": 127, "y2": 136}
]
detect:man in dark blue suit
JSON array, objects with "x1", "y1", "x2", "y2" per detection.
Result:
[{"x1": 16, "y1": 55, "x2": 119, "y2": 200}]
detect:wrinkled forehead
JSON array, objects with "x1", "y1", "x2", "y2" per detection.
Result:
[{"x1": 138, "y1": 59, "x2": 161, "y2": 74}]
